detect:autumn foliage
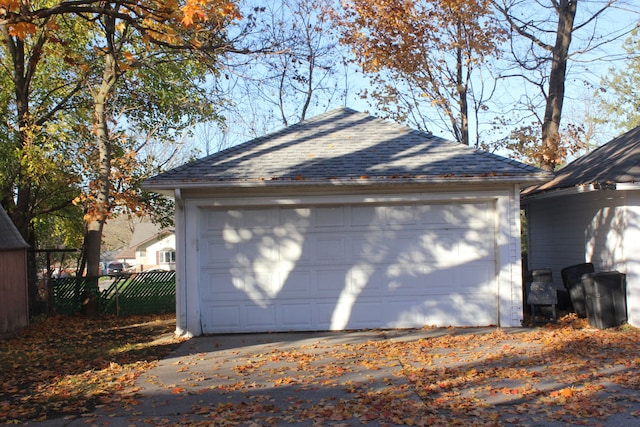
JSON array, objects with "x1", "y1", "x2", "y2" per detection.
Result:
[
  {"x1": 333, "y1": 0, "x2": 504, "y2": 146},
  {"x1": 0, "y1": 314, "x2": 182, "y2": 423}
]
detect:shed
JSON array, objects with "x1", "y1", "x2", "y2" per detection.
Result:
[
  {"x1": 0, "y1": 205, "x2": 30, "y2": 337},
  {"x1": 144, "y1": 108, "x2": 551, "y2": 336},
  {"x1": 522, "y1": 125, "x2": 640, "y2": 327}
]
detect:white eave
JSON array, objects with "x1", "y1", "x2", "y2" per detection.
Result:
[
  {"x1": 522, "y1": 182, "x2": 640, "y2": 202},
  {"x1": 144, "y1": 173, "x2": 551, "y2": 196}
]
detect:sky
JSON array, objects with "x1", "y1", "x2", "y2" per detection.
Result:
[{"x1": 186, "y1": 0, "x2": 640, "y2": 165}]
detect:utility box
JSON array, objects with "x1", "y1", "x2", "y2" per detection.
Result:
[{"x1": 581, "y1": 271, "x2": 627, "y2": 329}]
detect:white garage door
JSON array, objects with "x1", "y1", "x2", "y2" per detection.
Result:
[{"x1": 198, "y1": 201, "x2": 497, "y2": 333}]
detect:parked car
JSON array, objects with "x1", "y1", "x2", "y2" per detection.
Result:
[{"x1": 106, "y1": 262, "x2": 132, "y2": 275}]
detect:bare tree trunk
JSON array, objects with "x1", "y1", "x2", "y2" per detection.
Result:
[
  {"x1": 455, "y1": 20, "x2": 470, "y2": 146},
  {"x1": 540, "y1": 0, "x2": 576, "y2": 171}
]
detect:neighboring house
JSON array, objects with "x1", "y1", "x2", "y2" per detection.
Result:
[
  {"x1": 113, "y1": 247, "x2": 135, "y2": 270},
  {"x1": 522, "y1": 126, "x2": 640, "y2": 328},
  {"x1": 0, "y1": 205, "x2": 30, "y2": 337},
  {"x1": 127, "y1": 223, "x2": 176, "y2": 272},
  {"x1": 144, "y1": 108, "x2": 551, "y2": 336}
]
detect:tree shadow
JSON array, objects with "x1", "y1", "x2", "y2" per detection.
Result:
[{"x1": 97, "y1": 325, "x2": 640, "y2": 426}]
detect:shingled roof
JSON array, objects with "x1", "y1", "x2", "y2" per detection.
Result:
[
  {"x1": 523, "y1": 125, "x2": 640, "y2": 196},
  {"x1": 0, "y1": 205, "x2": 29, "y2": 251},
  {"x1": 145, "y1": 108, "x2": 550, "y2": 192}
]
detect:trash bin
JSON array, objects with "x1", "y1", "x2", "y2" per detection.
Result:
[
  {"x1": 581, "y1": 271, "x2": 628, "y2": 329},
  {"x1": 561, "y1": 263, "x2": 594, "y2": 318}
]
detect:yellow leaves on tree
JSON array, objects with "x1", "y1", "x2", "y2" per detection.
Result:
[
  {"x1": 180, "y1": 0, "x2": 241, "y2": 27},
  {"x1": 333, "y1": 0, "x2": 505, "y2": 145},
  {"x1": 7, "y1": 21, "x2": 37, "y2": 37},
  {"x1": 2, "y1": 1, "x2": 241, "y2": 43},
  {"x1": 336, "y1": 0, "x2": 502, "y2": 74},
  {"x1": 74, "y1": 146, "x2": 141, "y2": 223}
]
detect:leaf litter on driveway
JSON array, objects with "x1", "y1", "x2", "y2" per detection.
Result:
[{"x1": 3, "y1": 314, "x2": 640, "y2": 426}]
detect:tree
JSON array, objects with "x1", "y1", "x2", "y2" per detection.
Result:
[
  {"x1": 0, "y1": 11, "x2": 92, "y2": 312},
  {"x1": 492, "y1": 0, "x2": 639, "y2": 170},
  {"x1": 69, "y1": 1, "x2": 243, "y2": 292},
  {"x1": 333, "y1": 0, "x2": 504, "y2": 146},
  {"x1": 0, "y1": 12, "x2": 87, "y2": 240},
  {"x1": 1, "y1": 1, "x2": 244, "y2": 313},
  {"x1": 597, "y1": 29, "x2": 640, "y2": 132},
  {"x1": 218, "y1": 0, "x2": 351, "y2": 142}
]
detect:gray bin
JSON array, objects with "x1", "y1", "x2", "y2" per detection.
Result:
[{"x1": 581, "y1": 271, "x2": 627, "y2": 329}]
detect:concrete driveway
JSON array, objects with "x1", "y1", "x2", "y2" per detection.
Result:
[{"x1": 29, "y1": 327, "x2": 640, "y2": 426}]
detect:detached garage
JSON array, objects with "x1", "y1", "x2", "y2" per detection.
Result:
[{"x1": 145, "y1": 108, "x2": 551, "y2": 336}]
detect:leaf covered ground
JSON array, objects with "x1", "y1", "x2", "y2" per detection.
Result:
[
  {"x1": 0, "y1": 314, "x2": 183, "y2": 424},
  {"x1": 1, "y1": 314, "x2": 639, "y2": 426}
]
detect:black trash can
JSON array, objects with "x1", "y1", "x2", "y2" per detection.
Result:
[
  {"x1": 581, "y1": 271, "x2": 628, "y2": 329},
  {"x1": 561, "y1": 263, "x2": 595, "y2": 318}
]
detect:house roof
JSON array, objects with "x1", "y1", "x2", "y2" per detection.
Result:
[
  {"x1": 523, "y1": 125, "x2": 640, "y2": 197},
  {"x1": 144, "y1": 107, "x2": 551, "y2": 192},
  {"x1": 129, "y1": 223, "x2": 173, "y2": 249},
  {"x1": 0, "y1": 205, "x2": 29, "y2": 251}
]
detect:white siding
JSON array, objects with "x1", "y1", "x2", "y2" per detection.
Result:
[
  {"x1": 526, "y1": 189, "x2": 639, "y2": 327},
  {"x1": 500, "y1": 186, "x2": 525, "y2": 327},
  {"x1": 526, "y1": 191, "x2": 626, "y2": 289},
  {"x1": 623, "y1": 193, "x2": 640, "y2": 327}
]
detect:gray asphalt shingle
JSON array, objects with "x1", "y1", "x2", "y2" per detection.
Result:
[
  {"x1": 523, "y1": 125, "x2": 640, "y2": 195},
  {"x1": 145, "y1": 108, "x2": 549, "y2": 189}
]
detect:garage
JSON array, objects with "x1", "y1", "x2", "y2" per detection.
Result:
[
  {"x1": 197, "y1": 201, "x2": 496, "y2": 333},
  {"x1": 144, "y1": 107, "x2": 551, "y2": 336}
]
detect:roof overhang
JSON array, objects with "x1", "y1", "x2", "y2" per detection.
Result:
[
  {"x1": 144, "y1": 174, "x2": 552, "y2": 198},
  {"x1": 521, "y1": 182, "x2": 640, "y2": 203}
]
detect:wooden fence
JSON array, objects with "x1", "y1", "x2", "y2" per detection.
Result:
[{"x1": 51, "y1": 271, "x2": 176, "y2": 316}]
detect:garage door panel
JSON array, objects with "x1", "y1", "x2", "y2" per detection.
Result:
[
  {"x1": 384, "y1": 301, "x2": 427, "y2": 327},
  {"x1": 317, "y1": 268, "x2": 349, "y2": 295},
  {"x1": 206, "y1": 305, "x2": 241, "y2": 329},
  {"x1": 316, "y1": 303, "x2": 336, "y2": 330},
  {"x1": 279, "y1": 207, "x2": 312, "y2": 227},
  {"x1": 386, "y1": 205, "x2": 419, "y2": 226},
  {"x1": 315, "y1": 206, "x2": 346, "y2": 227},
  {"x1": 203, "y1": 239, "x2": 236, "y2": 264},
  {"x1": 198, "y1": 201, "x2": 497, "y2": 333},
  {"x1": 351, "y1": 266, "x2": 383, "y2": 294},
  {"x1": 204, "y1": 209, "x2": 239, "y2": 230},
  {"x1": 241, "y1": 208, "x2": 277, "y2": 229},
  {"x1": 278, "y1": 270, "x2": 312, "y2": 296},
  {"x1": 315, "y1": 236, "x2": 347, "y2": 261},
  {"x1": 347, "y1": 301, "x2": 384, "y2": 328},
  {"x1": 350, "y1": 205, "x2": 381, "y2": 226},
  {"x1": 459, "y1": 263, "x2": 494, "y2": 293},
  {"x1": 279, "y1": 303, "x2": 313, "y2": 328},
  {"x1": 247, "y1": 305, "x2": 276, "y2": 328},
  {"x1": 201, "y1": 271, "x2": 246, "y2": 300},
  {"x1": 419, "y1": 203, "x2": 491, "y2": 226}
]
